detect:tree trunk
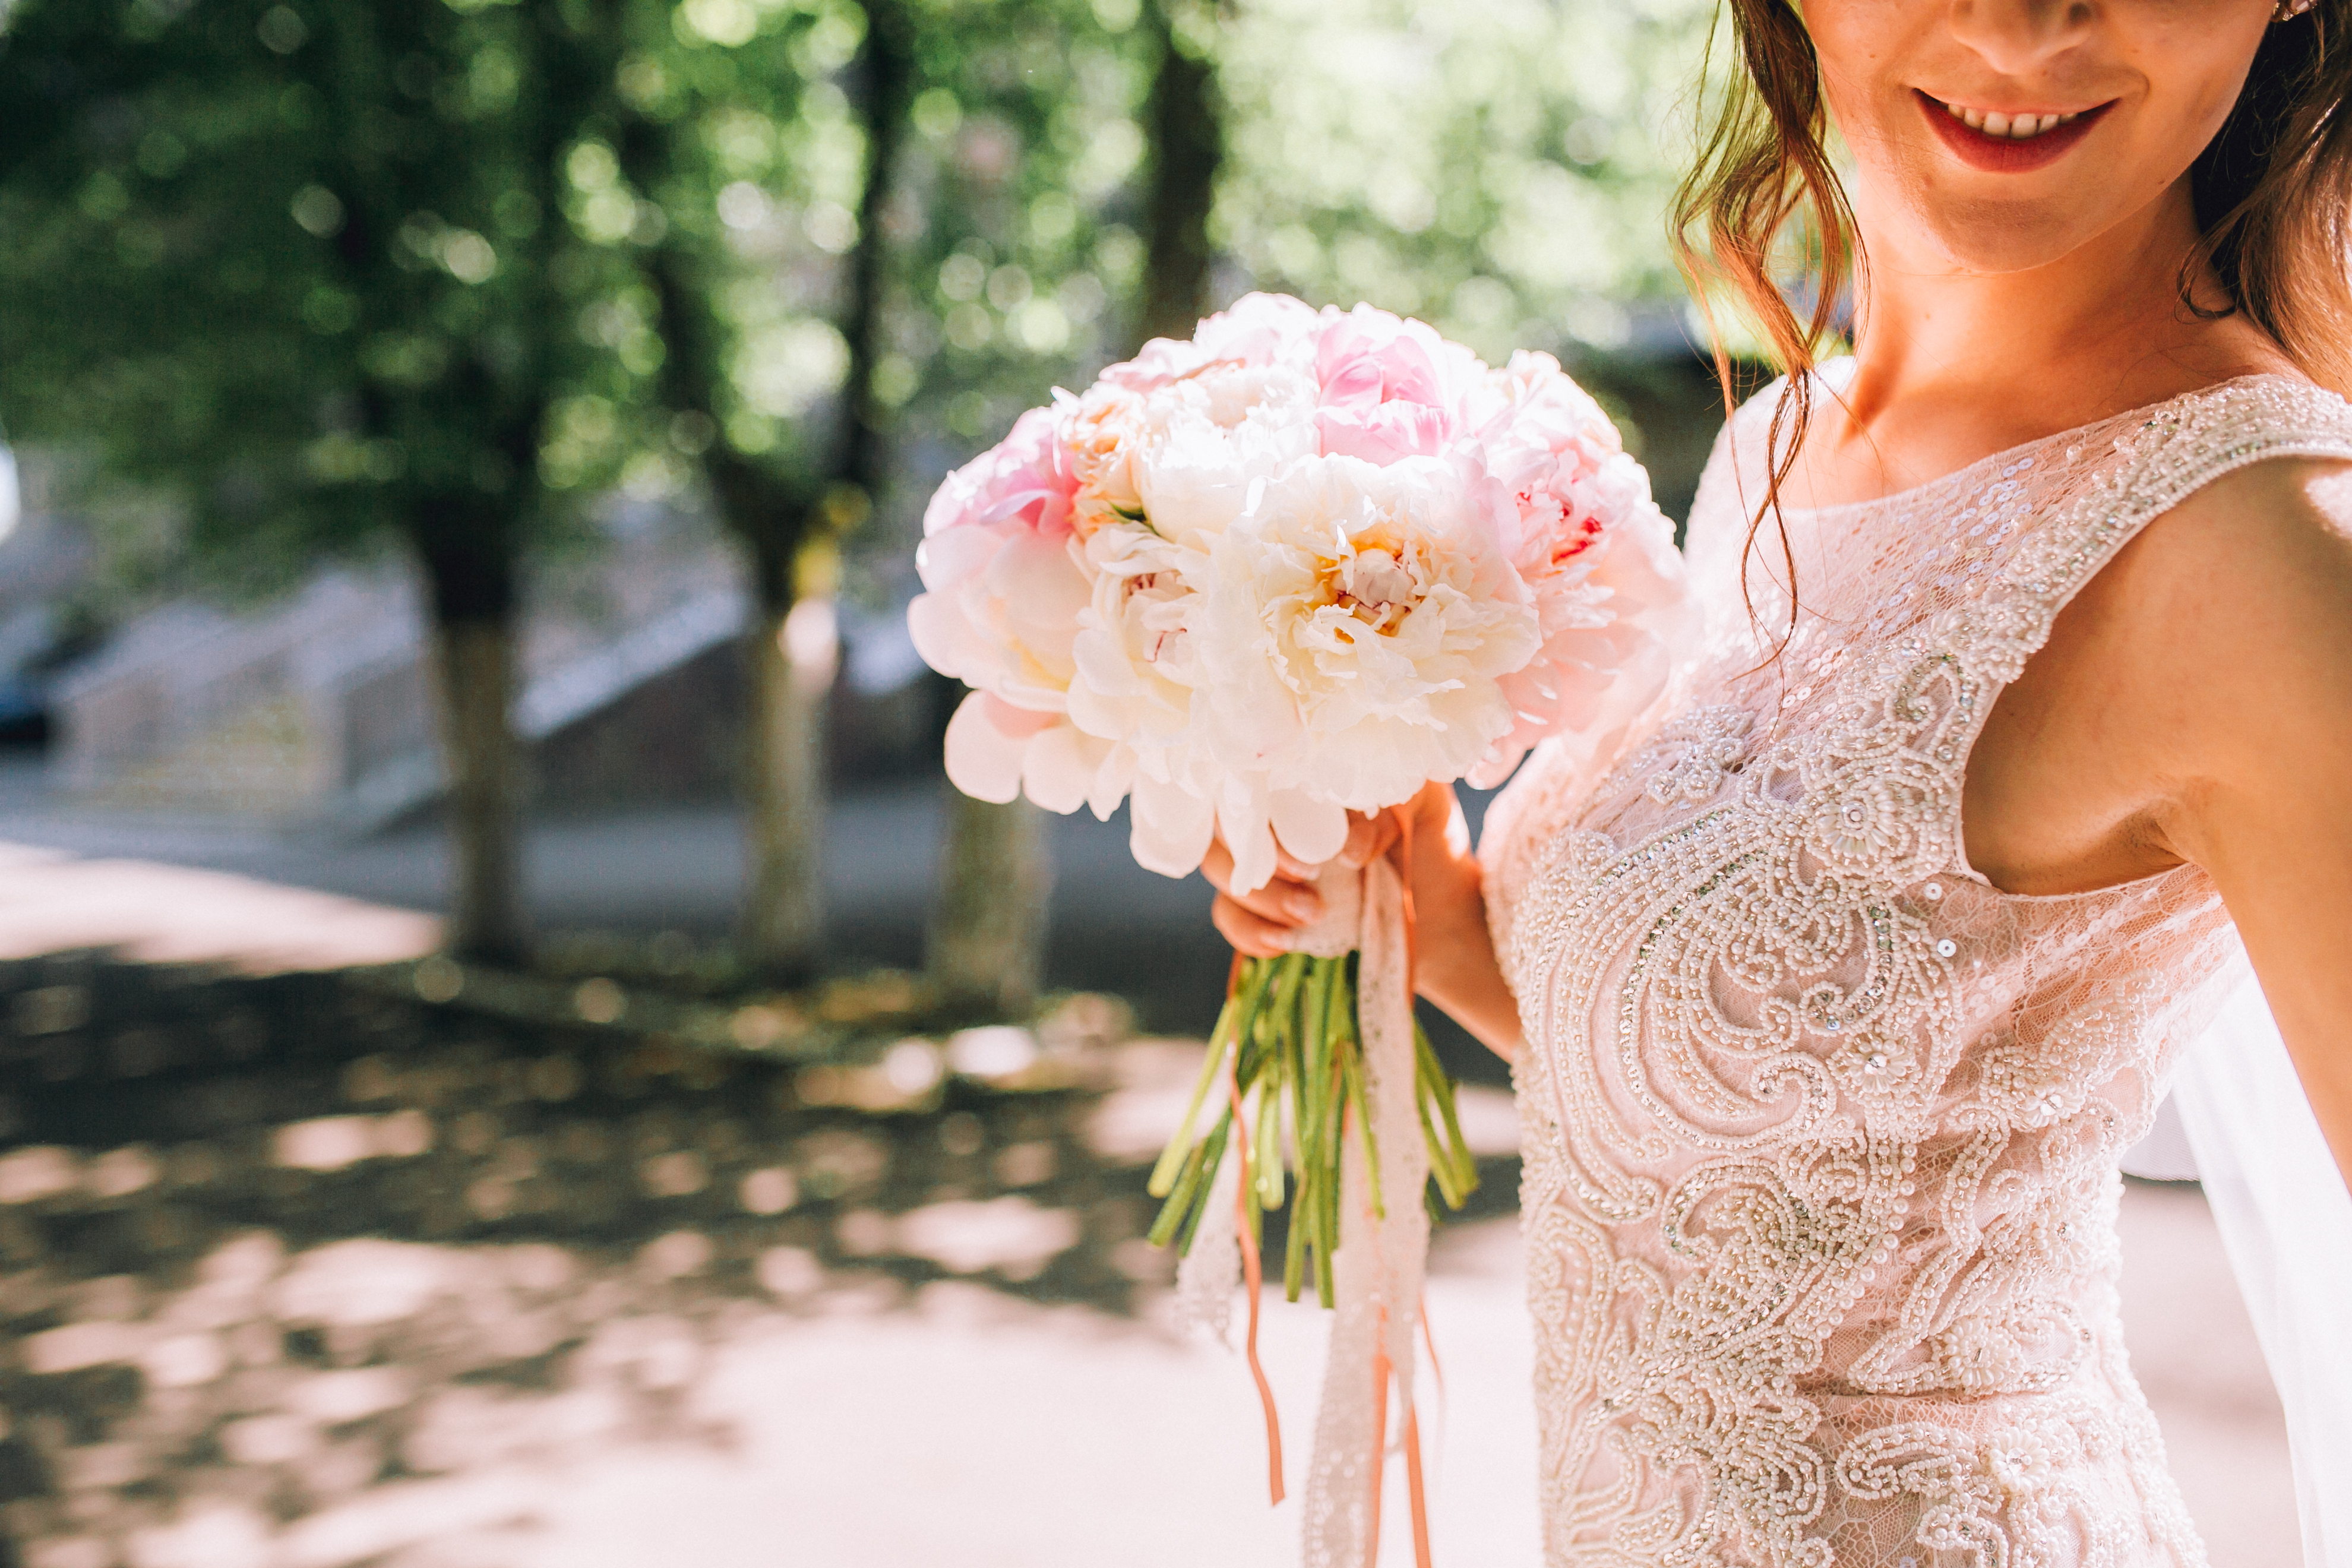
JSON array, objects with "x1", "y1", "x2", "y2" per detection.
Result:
[
  {"x1": 839, "y1": 0, "x2": 915, "y2": 505},
  {"x1": 738, "y1": 541, "x2": 832, "y2": 981},
  {"x1": 429, "y1": 617, "x2": 527, "y2": 964},
  {"x1": 928, "y1": 791, "x2": 1051, "y2": 1018},
  {"x1": 1136, "y1": 0, "x2": 1224, "y2": 344}
]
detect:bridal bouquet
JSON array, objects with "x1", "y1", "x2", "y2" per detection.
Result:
[{"x1": 908, "y1": 293, "x2": 1687, "y2": 1563}]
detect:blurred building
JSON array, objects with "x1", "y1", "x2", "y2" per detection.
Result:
[{"x1": 39, "y1": 501, "x2": 940, "y2": 828}]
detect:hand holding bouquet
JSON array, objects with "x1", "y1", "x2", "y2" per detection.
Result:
[{"x1": 909, "y1": 294, "x2": 1690, "y2": 1564}]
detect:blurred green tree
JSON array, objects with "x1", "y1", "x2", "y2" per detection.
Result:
[
  {"x1": 0, "y1": 0, "x2": 668, "y2": 962},
  {"x1": 1212, "y1": 0, "x2": 1712, "y2": 362},
  {"x1": 0, "y1": 0, "x2": 1716, "y2": 1014},
  {"x1": 589, "y1": 0, "x2": 913, "y2": 981},
  {"x1": 1134, "y1": 0, "x2": 1219, "y2": 344},
  {"x1": 889, "y1": 0, "x2": 1162, "y2": 1016}
]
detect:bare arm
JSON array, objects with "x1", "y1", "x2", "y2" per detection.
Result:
[
  {"x1": 1202, "y1": 780, "x2": 1522, "y2": 1061},
  {"x1": 2135, "y1": 460, "x2": 2352, "y2": 1188}
]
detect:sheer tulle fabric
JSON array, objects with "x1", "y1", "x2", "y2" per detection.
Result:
[
  {"x1": 2173, "y1": 983, "x2": 2352, "y2": 1568},
  {"x1": 1479, "y1": 371, "x2": 2352, "y2": 1566}
]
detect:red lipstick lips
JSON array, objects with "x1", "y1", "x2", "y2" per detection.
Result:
[{"x1": 1918, "y1": 91, "x2": 2113, "y2": 173}]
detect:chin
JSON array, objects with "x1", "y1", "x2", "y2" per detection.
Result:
[{"x1": 1890, "y1": 179, "x2": 2123, "y2": 278}]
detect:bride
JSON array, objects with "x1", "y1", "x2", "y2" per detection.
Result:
[{"x1": 1204, "y1": 0, "x2": 2352, "y2": 1562}]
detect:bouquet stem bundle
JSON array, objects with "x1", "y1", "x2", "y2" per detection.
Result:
[{"x1": 1146, "y1": 950, "x2": 1480, "y2": 1302}]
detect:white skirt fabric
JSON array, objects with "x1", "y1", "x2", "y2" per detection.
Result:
[{"x1": 2173, "y1": 979, "x2": 2352, "y2": 1568}]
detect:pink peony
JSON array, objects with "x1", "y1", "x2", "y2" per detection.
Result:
[
  {"x1": 1311, "y1": 305, "x2": 1480, "y2": 467},
  {"x1": 908, "y1": 404, "x2": 1115, "y2": 810},
  {"x1": 918, "y1": 403, "x2": 1077, "y2": 542},
  {"x1": 1100, "y1": 293, "x2": 1322, "y2": 395},
  {"x1": 1463, "y1": 353, "x2": 1693, "y2": 788},
  {"x1": 908, "y1": 404, "x2": 1086, "y2": 706}
]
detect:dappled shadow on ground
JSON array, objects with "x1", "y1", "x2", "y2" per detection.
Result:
[
  {"x1": 0, "y1": 957, "x2": 1243, "y2": 1568},
  {"x1": 0, "y1": 783, "x2": 1521, "y2": 1090},
  {"x1": 0, "y1": 953, "x2": 2293, "y2": 1568}
]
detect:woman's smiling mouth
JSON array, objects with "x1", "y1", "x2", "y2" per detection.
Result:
[{"x1": 1917, "y1": 91, "x2": 2116, "y2": 172}]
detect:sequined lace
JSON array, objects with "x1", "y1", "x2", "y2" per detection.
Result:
[{"x1": 1480, "y1": 371, "x2": 2352, "y2": 1567}]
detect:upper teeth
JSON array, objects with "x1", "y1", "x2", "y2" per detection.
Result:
[{"x1": 1944, "y1": 103, "x2": 2081, "y2": 139}]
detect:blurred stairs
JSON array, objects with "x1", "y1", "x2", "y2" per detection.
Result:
[{"x1": 41, "y1": 503, "x2": 932, "y2": 835}]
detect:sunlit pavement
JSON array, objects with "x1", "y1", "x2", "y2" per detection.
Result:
[
  {"x1": 0, "y1": 776, "x2": 1236, "y2": 1039},
  {"x1": 0, "y1": 1202, "x2": 2290, "y2": 1568},
  {"x1": 460, "y1": 1186, "x2": 2296, "y2": 1568},
  {"x1": 0, "y1": 844, "x2": 438, "y2": 976}
]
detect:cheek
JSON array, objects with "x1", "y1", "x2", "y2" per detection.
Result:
[
  {"x1": 2181, "y1": 47, "x2": 2262, "y2": 138},
  {"x1": 2124, "y1": 20, "x2": 2268, "y2": 187},
  {"x1": 1804, "y1": 2, "x2": 1917, "y2": 165}
]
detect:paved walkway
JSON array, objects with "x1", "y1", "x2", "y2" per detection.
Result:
[
  {"x1": 0, "y1": 771, "x2": 1243, "y2": 1041},
  {"x1": 440, "y1": 1197, "x2": 2302, "y2": 1568},
  {"x1": 50, "y1": 1200, "x2": 2297, "y2": 1568},
  {"x1": 0, "y1": 842, "x2": 438, "y2": 974}
]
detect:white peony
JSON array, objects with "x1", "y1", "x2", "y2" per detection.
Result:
[{"x1": 1184, "y1": 453, "x2": 1541, "y2": 893}]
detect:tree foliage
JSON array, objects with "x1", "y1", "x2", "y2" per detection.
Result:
[
  {"x1": 0, "y1": 0, "x2": 669, "y2": 612},
  {"x1": 0, "y1": 0, "x2": 1721, "y2": 977},
  {"x1": 1210, "y1": 0, "x2": 1714, "y2": 366}
]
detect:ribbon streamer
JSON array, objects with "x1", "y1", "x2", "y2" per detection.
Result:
[
  {"x1": 1294, "y1": 839, "x2": 1433, "y2": 1568},
  {"x1": 1229, "y1": 1081, "x2": 1288, "y2": 1506}
]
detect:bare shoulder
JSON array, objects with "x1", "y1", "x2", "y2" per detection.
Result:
[
  {"x1": 2125, "y1": 454, "x2": 2352, "y2": 638},
  {"x1": 2106, "y1": 454, "x2": 2352, "y2": 778}
]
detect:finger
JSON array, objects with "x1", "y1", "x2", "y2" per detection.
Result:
[
  {"x1": 1417, "y1": 778, "x2": 1462, "y2": 833},
  {"x1": 1241, "y1": 873, "x2": 1325, "y2": 924},
  {"x1": 1272, "y1": 839, "x2": 1319, "y2": 881},
  {"x1": 1339, "y1": 808, "x2": 1401, "y2": 867},
  {"x1": 1200, "y1": 836, "x2": 1236, "y2": 896},
  {"x1": 1430, "y1": 782, "x2": 1474, "y2": 855},
  {"x1": 1203, "y1": 837, "x2": 1323, "y2": 921},
  {"x1": 1213, "y1": 895, "x2": 1295, "y2": 958}
]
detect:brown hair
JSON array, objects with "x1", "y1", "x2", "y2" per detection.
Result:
[{"x1": 1670, "y1": 1, "x2": 2352, "y2": 640}]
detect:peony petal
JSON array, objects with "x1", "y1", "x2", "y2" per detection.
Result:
[
  {"x1": 1129, "y1": 771, "x2": 1215, "y2": 879},
  {"x1": 1064, "y1": 678, "x2": 1131, "y2": 742},
  {"x1": 1086, "y1": 743, "x2": 1137, "y2": 821},
  {"x1": 915, "y1": 524, "x2": 1000, "y2": 591},
  {"x1": 1020, "y1": 722, "x2": 1109, "y2": 815},
  {"x1": 1267, "y1": 791, "x2": 1349, "y2": 867},
  {"x1": 1070, "y1": 625, "x2": 1141, "y2": 698},
  {"x1": 980, "y1": 693, "x2": 1060, "y2": 734},
  {"x1": 906, "y1": 592, "x2": 987, "y2": 684},
  {"x1": 1217, "y1": 792, "x2": 1279, "y2": 897},
  {"x1": 943, "y1": 691, "x2": 1028, "y2": 804}
]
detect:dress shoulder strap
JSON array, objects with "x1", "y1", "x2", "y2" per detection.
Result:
[{"x1": 1952, "y1": 375, "x2": 2352, "y2": 685}]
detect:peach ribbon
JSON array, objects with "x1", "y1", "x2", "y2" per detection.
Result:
[{"x1": 1228, "y1": 1078, "x2": 1287, "y2": 1507}]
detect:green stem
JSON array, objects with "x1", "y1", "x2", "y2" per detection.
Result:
[
  {"x1": 1147, "y1": 944, "x2": 1477, "y2": 1295},
  {"x1": 1147, "y1": 997, "x2": 1237, "y2": 1198}
]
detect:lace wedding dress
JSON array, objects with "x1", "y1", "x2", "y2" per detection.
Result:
[{"x1": 1478, "y1": 370, "x2": 2352, "y2": 1566}]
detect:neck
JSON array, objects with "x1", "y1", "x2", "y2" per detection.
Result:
[{"x1": 1811, "y1": 179, "x2": 2281, "y2": 498}]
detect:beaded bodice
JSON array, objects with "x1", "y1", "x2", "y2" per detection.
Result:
[{"x1": 1480, "y1": 371, "x2": 2352, "y2": 1567}]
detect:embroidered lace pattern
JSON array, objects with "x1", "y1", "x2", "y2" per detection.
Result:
[{"x1": 1479, "y1": 372, "x2": 2352, "y2": 1567}]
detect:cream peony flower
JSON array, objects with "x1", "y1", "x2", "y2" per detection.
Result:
[{"x1": 1187, "y1": 453, "x2": 1541, "y2": 892}]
